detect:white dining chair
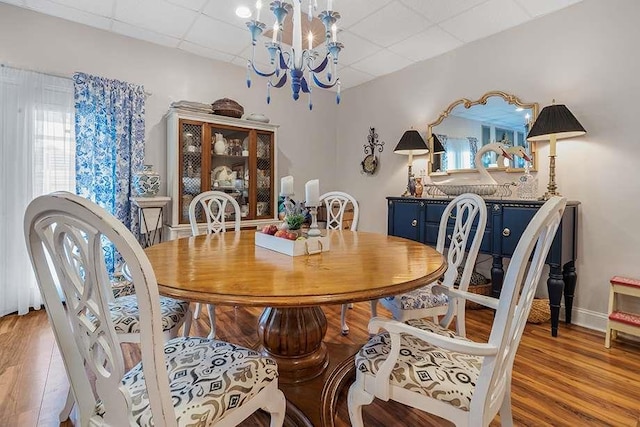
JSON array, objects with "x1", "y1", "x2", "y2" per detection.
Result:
[
  {"x1": 318, "y1": 191, "x2": 360, "y2": 335},
  {"x1": 189, "y1": 191, "x2": 241, "y2": 339},
  {"x1": 348, "y1": 197, "x2": 567, "y2": 427},
  {"x1": 56, "y1": 205, "x2": 193, "y2": 422},
  {"x1": 25, "y1": 191, "x2": 285, "y2": 427},
  {"x1": 372, "y1": 193, "x2": 486, "y2": 338}
]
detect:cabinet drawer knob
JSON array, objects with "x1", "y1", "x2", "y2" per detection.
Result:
[
  {"x1": 411, "y1": 219, "x2": 417, "y2": 227},
  {"x1": 502, "y1": 228, "x2": 511, "y2": 237}
]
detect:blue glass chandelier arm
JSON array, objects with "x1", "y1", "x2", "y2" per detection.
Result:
[
  {"x1": 312, "y1": 73, "x2": 339, "y2": 89},
  {"x1": 300, "y1": 76, "x2": 310, "y2": 93},
  {"x1": 279, "y1": 51, "x2": 290, "y2": 70},
  {"x1": 250, "y1": 60, "x2": 278, "y2": 78},
  {"x1": 271, "y1": 73, "x2": 288, "y2": 88},
  {"x1": 309, "y1": 55, "x2": 329, "y2": 73}
]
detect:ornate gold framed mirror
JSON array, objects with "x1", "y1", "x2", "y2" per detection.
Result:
[{"x1": 428, "y1": 91, "x2": 539, "y2": 175}]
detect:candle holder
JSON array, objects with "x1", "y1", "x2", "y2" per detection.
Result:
[{"x1": 307, "y1": 206, "x2": 321, "y2": 237}]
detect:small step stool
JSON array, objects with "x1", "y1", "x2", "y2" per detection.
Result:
[{"x1": 605, "y1": 276, "x2": 640, "y2": 348}]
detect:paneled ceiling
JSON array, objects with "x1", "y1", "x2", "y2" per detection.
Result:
[{"x1": 2, "y1": 0, "x2": 583, "y2": 89}]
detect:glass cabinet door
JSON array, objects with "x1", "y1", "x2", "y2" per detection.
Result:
[
  {"x1": 209, "y1": 125, "x2": 250, "y2": 221},
  {"x1": 255, "y1": 132, "x2": 273, "y2": 219},
  {"x1": 180, "y1": 121, "x2": 204, "y2": 223}
]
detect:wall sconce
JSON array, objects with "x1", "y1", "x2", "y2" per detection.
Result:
[
  {"x1": 526, "y1": 102, "x2": 586, "y2": 199},
  {"x1": 394, "y1": 130, "x2": 429, "y2": 197}
]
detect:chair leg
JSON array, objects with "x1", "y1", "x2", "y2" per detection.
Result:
[
  {"x1": 59, "y1": 388, "x2": 75, "y2": 422},
  {"x1": 182, "y1": 307, "x2": 193, "y2": 337},
  {"x1": 341, "y1": 304, "x2": 350, "y2": 335},
  {"x1": 263, "y1": 388, "x2": 286, "y2": 427},
  {"x1": 348, "y1": 378, "x2": 374, "y2": 427},
  {"x1": 193, "y1": 302, "x2": 202, "y2": 319},
  {"x1": 370, "y1": 299, "x2": 378, "y2": 318},
  {"x1": 206, "y1": 304, "x2": 216, "y2": 339},
  {"x1": 499, "y1": 386, "x2": 514, "y2": 427}
]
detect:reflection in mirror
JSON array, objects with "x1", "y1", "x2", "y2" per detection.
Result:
[{"x1": 428, "y1": 91, "x2": 538, "y2": 175}]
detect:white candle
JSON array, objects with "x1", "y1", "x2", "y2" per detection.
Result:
[
  {"x1": 293, "y1": 0, "x2": 302, "y2": 67},
  {"x1": 281, "y1": 175, "x2": 294, "y2": 196},
  {"x1": 328, "y1": 0, "x2": 333, "y2": 11},
  {"x1": 272, "y1": 22, "x2": 278, "y2": 43},
  {"x1": 255, "y1": 0, "x2": 262, "y2": 21},
  {"x1": 331, "y1": 23, "x2": 337, "y2": 42},
  {"x1": 305, "y1": 179, "x2": 320, "y2": 207},
  {"x1": 308, "y1": 31, "x2": 313, "y2": 50}
]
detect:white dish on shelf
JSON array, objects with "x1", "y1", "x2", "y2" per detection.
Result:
[{"x1": 212, "y1": 165, "x2": 233, "y2": 182}]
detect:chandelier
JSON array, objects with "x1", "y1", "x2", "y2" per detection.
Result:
[{"x1": 246, "y1": 0, "x2": 343, "y2": 109}]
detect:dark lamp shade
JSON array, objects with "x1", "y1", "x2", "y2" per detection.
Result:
[
  {"x1": 527, "y1": 104, "x2": 586, "y2": 142},
  {"x1": 394, "y1": 130, "x2": 429, "y2": 155},
  {"x1": 432, "y1": 134, "x2": 445, "y2": 154}
]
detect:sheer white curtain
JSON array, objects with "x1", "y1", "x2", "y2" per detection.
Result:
[{"x1": 0, "y1": 66, "x2": 75, "y2": 316}]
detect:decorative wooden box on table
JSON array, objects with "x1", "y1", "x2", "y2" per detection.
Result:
[
  {"x1": 165, "y1": 107, "x2": 279, "y2": 239},
  {"x1": 255, "y1": 231, "x2": 330, "y2": 256}
]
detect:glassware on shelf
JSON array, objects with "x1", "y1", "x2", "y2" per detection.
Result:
[
  {"x1": 213, "y1": 133, "x2": 227, "y2": 155},
  {"x1": 516, "y1": 161, "x2": 538, "y2": 200}
]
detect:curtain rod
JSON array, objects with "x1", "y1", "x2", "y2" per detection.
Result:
[{"x1": 0, "y1": 63, "x2": 153, "y2": 97}]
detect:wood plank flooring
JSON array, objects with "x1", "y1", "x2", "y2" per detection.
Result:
[{"x1": 1, "y1": 303, "x2": 639, "y2": 426}]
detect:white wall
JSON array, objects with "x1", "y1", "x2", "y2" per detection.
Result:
[
  {"x1": 0, "y1": 2, "x2": 339, "y2": 197},
  {"x1": 337, "y1": 0, "x2": 640, "y2": 330}
]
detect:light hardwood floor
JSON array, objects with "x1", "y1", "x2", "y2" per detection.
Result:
[{"x1": 1, "y1": 303, "x2": 639, "y2": 426}]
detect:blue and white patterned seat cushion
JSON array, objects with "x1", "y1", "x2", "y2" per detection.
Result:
[
  {"x1": 95, "y1": 337, "x2": 278, "y2": 425},
  {"x1": 383, "y1": 283, "x2": 448, "y2": 311},
  {"x1": 356, "y1": 318, "x2": 481, "y2": 411},
  {"x1": 92, "y1": 295, "x2": 190, "y2": 334},
  {"x1": 111, "y1": 279, "x2": 135, "y2": 299}
]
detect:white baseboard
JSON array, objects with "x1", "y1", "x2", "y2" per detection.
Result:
[
  {"x1": 562, "y1": 305, "x2": 640, "y2": 343},
  {"x1": 561, "y1": 305, "x2": 607, "y2": 332}
]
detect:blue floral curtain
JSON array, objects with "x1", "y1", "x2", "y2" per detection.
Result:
[{"x1": 73, "y1": 72, "x2": 145, "y2": 272}]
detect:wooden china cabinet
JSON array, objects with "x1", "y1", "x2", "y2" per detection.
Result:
[{"x1": 165, "y1": 108, "x2": 278, "y2": 239}]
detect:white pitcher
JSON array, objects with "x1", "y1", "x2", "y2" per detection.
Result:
[{"x1": 213, "y1": 133, "x2": 227, "y2": 155}]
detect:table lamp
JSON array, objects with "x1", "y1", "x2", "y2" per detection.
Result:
[
  {"x1": 432, "y1": 134, "x2": 446, "y2": 154},
  {"x1": 394, "y1": 129, "x2": 429, "y2": 197},
  {"x1": 526, "y1": 103, "x2": 586, "y2": 200}
]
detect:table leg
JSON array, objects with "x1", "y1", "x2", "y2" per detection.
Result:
[
  {"x1": 548, "y1": 264, "x2": 565, "y2": 337},
  {"x1": 491, "y1": 255, "x2": 504, "y2": 298},
  {"x1": 258, "y1": 306, "x2": 329, "y2": 384},
  {"x1": 563, "y1": 261, "x2": 577, "y2": 324}
]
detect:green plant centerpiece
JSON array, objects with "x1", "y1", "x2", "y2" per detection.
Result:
[
  {"x1": 285, "y1": 213, "x2": 305, "y2": 231},
  {"x1": 280, "y1": 198, "x2": 309, "y2": 237}
]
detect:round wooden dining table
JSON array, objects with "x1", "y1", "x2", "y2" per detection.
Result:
[{"x1": 145, "y1": 229, "x2": 446, "y2": 425}]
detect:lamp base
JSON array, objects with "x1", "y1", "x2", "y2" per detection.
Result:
[{"x1": 539, "y1": 191, "x2": 562, "y2": 201}]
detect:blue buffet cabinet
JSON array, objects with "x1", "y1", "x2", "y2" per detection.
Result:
[{"x1": 387, "y1": 197, "x2": 580, "y2": 337}]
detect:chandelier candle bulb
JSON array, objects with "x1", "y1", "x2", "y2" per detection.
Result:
[
  {"x1": 293, "y1": 0, "x2": 302, "y2": 67},
  {"x1": 328, "y1": 0, "x2": 332, "y2": 11},
  {"x1": 331, "y1": 24, "x2": 337, "y2": 42},
  {"x1": 255, "y1": 0, "x2": 262, "y2": 21},
  {"x1": 272, "y1": 22, "x2": 278, "y2": 43},
  {"x1": 308, "y1": 31, "x2": 313, "y2": 50},
  {"x1": 281, "y1": 175, "x2": 294, "y2": 196},
  {"x1": 305, "y1": 179, "x2": 320, "y2": 207}
]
